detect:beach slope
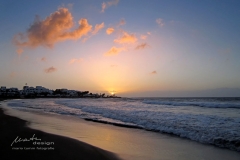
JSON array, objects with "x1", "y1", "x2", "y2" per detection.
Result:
[{"x1": 0, "y1": 106, "x2": 120, "y2": 160}]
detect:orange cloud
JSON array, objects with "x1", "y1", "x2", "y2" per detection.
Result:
[
  {"x1": 69, "y1": 58, "x2": 83, "y2": 64},
  {"x1": 92, "y1": 22, "x2": 104, "y2": 35},
  {"x1": 60, "y1": 18, "x2": 92, "y2": 40},
  {"x1": 44, "y1": 66, "x2": 57, "y2": 73},
  {"x1": 41, "y1": 57, "x2": 47, "y2": 62},
  {"x1": 114, "y1": 31, "x2": 137, "y2": 44},
  {"x1": 104, "y1": 46, "x2": 125, "y2": 56},
  {"x1": 16, "y1": 48, "x2": 23, "y2": 55},
  {"x1": 135, "y1": 43, "x2": 149, "y2": 50},
  {"x1": 14, "y1": 8, "x2": 92, "y2": 48},
  {"x1": 101, "y1": 0, "x2": 119, "y2": 12},
  {"x1": 156, "y1": 18, "x2": 164, "y2": 27},
  {"x1": 150, "y1": 71, "x2": 157, "y2": 74},
  {"x1": 106, "y1": 27, "x2": 115, "y2": 35},
  {"x1": 147, "y1": 32, "x2": 151, "y2": 35}
]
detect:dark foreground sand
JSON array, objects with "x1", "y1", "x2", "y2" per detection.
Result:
[{"x1": 0, "y1": 100, "x2": 120, "y2": 160}]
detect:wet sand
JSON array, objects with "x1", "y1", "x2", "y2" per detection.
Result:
[
  {"x1": 1, "y1": 99, "x2": 240, "y2": 160},
  {"x1": 0, "y1": 100, "x2": 120, "y2": 160}
]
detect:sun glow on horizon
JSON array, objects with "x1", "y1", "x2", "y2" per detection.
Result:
[{"x1": 110, "y1": 90, "x2": 116, "y2": 95}]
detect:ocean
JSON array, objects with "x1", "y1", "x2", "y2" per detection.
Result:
[{"x1": 5, "y1": 97, "x2": 240, "y2": 152}]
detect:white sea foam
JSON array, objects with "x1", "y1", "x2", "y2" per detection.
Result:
[
  {"x1": 5, "y1": 98, "x2": 240, "y2": 152},
  {"x1": 143, "y1": 99, "x2": 240, "y2": 108}
]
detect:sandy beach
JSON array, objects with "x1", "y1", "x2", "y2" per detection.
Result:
[
  {"x1": 0, "y1": 99, "x2": 120, "y2": 160},
  {"x1": 1, "y1": 99, "x2": 240, "y2": 160}
]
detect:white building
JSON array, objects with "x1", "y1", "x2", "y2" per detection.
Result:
[
  {"x1": 35, "y1": 86, "x2": 52, "y2": 94},
  {"x1": 21, "y1": 86, "x2": 52, "y2": 95},
  {"x1": 0, "y1": 85, "x2": 83, "y2": 97}
]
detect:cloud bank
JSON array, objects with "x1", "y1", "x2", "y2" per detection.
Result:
[
  {"x1": 44, "y1": 66, "x2": 57, "y2": 73},
  {"x1": 14, "y1": 8, "x2": 92, "y2": 48}
]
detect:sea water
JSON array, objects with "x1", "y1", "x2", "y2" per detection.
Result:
[{"x1": 5, "y1": 97, "x2": 240, "y2": 152}]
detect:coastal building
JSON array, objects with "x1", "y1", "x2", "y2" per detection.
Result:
[
  {"x1": 35, "y1": 86, "x2": 53, "y2": 94},
  {"x1": 67, "y1": 90, "x2": 78, "y2": 96},
  {"x1": 0, "y1": 85, "x2": 114, "y2": 98},
  {"x1": 54, "y1": 88, "x2": 78, "y2": 97},
  {"x1": 21, "y1": 85, "x2": 52, "y2": 96},
  {"x1": 0, "y1": 86, "x2": 7, "y2": 96},
  {"x1": 0, "y1": 86, "x2": 6, "y2": 91},
  {"x1": 21, "y1": 86, "x2": 35, "y2": 95},
  {"x1": 7, "y1": 88, "x2": 19, "y2": 96},
  {"x1": 0, "y1": 86, "x2": 19, "y2": 97}
]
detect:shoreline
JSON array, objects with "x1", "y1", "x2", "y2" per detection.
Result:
[{"x1": 0, "y1": 99, "x2": 120, "y2": 160}]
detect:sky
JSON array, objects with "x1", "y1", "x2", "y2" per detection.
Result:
[{"x1": 0, "y1": 0, "x2": 240, "y2": 97}]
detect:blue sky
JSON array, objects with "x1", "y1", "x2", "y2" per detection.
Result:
[{"x1": 0, "y1": 0, "x2": 240, "y2": 96}]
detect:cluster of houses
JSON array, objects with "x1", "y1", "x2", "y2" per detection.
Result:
[{"x1": 0, "y1": 85, "x2": 109, "y2": 98}]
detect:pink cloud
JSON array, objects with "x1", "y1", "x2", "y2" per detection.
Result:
[
  {"x1": 9, "y1": 72, "x2": 17, "y2": 78},
  {"x1": 16, "y1": 48, "x2": 23, "y2": 55},
  {"x1": 41, "y1": 57, "x2": 47, "y2": 62},
  {"x1": 92, "y1": 22, "x2": 104, "y2": 35},
  {"x1": 156, "y1": 18, "x2": 164, "y2": 27},
  {"x1": 101, "y1": 3, "x2": 107, "y2": 13},
  {"x1": 104, "y1": 46, "x2": 125, "y2": 56},
  {"x1": 14, "y1": 8, "x2": 92, "y2": 49},
  {"x1": 135, "y1": 43, "x2": 149, "y2": 50},
  {"x1": 150, "y1": 70, "x2": 157, "y2": 75},
  {"x1": 110, "y1": 64, "x2": 118, "y2": 67},
  {"x1": 101, "y1": 0, "x2": 119, "y2": 12},
  {"x1": 117, "y1": 19, "x2": 126, "y2": 26},
  {"x1": 44, "y1": 66, "x2": 57, "y2": 73},
  {"x1": 140, "y1": 35, "x2": 147, "y2": 40},
  {"x1": 69, "y1": 58, "x2": 83, "y2": 64}
]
